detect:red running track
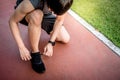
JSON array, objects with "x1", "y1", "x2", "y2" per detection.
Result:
[{"x1": 0, "y1": 0, "x2": 120, "y2": 80}]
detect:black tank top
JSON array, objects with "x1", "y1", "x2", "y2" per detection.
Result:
[{"x1": 15, "y1": 0, "x2": 50, "y2": 14}]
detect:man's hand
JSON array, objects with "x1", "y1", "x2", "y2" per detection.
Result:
[
  {"x1": 19, "y1": 47, "x2": 31, "y2": 61},
  {"x1": 43, "y1": 43, "x2": 53, "y2": 57}
]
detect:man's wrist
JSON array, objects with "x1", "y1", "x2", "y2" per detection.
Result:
[
  {"x1": 18, "y1": 43, "x2": 26, "y2": 49},
  {"x1": 48, "y1": 40, "x2": 55, "y2": 46}
]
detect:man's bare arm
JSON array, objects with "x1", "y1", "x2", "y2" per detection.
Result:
[
  {"x1": 43, "y1": 14, "x2": 66, "y2": 56},
  {"x1": 50, "y1": 14, "x2": 65, "y2": 42},
  {"x1": 9, "y1": 0, "x2": 34, "y2": 48},
  {"x1": 9, "y1": 0, "x2": 34, "y2": 61}
]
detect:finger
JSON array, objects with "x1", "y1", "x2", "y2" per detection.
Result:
[
  {"x1": 49, "y1": 51, "x2": 53, "y2": 57},
  {"x1": 45, "y1": 51, "x2": 48, "y2": 56},
  {"x1": 51, "y1": 51, "x2": 53, "y2": 56},
  {"x1": 25, "y1": 51, "x2": 31, "y2": 61},
  {"x1": 46, "y1": 51, "x2": 51, "y2": 57},
  {"x1": 50, "y1": 53, "x2": 52, "y2": 57},
  {"x1": 25, "y1": 56, "x2": 29, "y2": 61},
  {"x1": 43, "y1": 47, "x2": 47, "y2": 55},
  {"x1": 27, "y1": 55, "x2": 31, "y2": 61},
  {"x1": 29, "y1": 55, "x2": 32, "y2": 60},
  {"x1": 47, "y1": 50, "x2": 52, "y2": 57},
  {"x1": 20, "y1": 55, "x2": 24, "y2": 61},
  {"x1": 24, "y1": 56, "x2": 27, "y2": 61},
  {"x1": 23, "y1": 54, "x2": 28, "y2": 61},
  {"x1": 45, "y1": 50, "x2": 51, "y2": 56},
  {"x1": 24, "y1": 53, "x2": 30, "y2": 61}
]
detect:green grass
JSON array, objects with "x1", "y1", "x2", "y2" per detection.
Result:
[{"x1": 71, "y1": 0, "x2": 120, "y2": 48}]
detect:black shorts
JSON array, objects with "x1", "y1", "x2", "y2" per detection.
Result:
[{"x1": 15, "y1": 0, "x2": 56, "y2": 34}]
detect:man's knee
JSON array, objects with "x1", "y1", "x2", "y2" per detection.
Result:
[
  {"x1": 56, "y1": 33, "x2": 70, "y2": 44},
  {"x1": 27, "y1": 10, "x2": 43, "y2": 26},
  {"x1": 62, "y1": 34, "x2": 70, "y2": 44},
  {"x1": 55, "y1": 26, "x2": 70, "y2": 44}
]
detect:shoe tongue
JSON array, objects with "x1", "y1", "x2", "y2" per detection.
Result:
[
  {"x1": 31, "y1": 53, "x2": 40, "y2": 56},
  {"x1": 31, "y1": 52, "x2": 40, "y2": 55},
  {"x1": 31, "y1": 52, "x2": 41, "y2": 63}
]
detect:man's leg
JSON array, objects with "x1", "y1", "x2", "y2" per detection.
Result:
[
  {"x1": 25, "y1": 10, "x2": 45, "y2": 73},
  {"x1": 56, "y1": 26, "x2": 70, "y2": 43},
  {"x1": 25, "y1": 10, "x2": 43, "y2": 52}
]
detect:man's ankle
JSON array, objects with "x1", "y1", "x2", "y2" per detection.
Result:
[{"x1": 31, "y1": 51, "x2": 40, "y2": 54}]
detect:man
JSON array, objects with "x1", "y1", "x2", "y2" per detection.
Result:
[{"x1": 9, "y1": 0, "x2": 73, "y2": 73}]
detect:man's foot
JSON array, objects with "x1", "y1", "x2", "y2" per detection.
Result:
[{"x1": 31, "y1": 52, "x2": 46, "y2": 73}]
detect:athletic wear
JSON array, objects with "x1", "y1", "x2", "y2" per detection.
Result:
[
  {"x1": 15, "y1": 0, "x2": 56, "y2": 34},
  {"x1": 31, "y1": 52, "x2": 46, "y2": 73}
]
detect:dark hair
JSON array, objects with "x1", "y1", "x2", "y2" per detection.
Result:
[{"x1": 46, "y1": 0, "x2": 73, "y2": 15}]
